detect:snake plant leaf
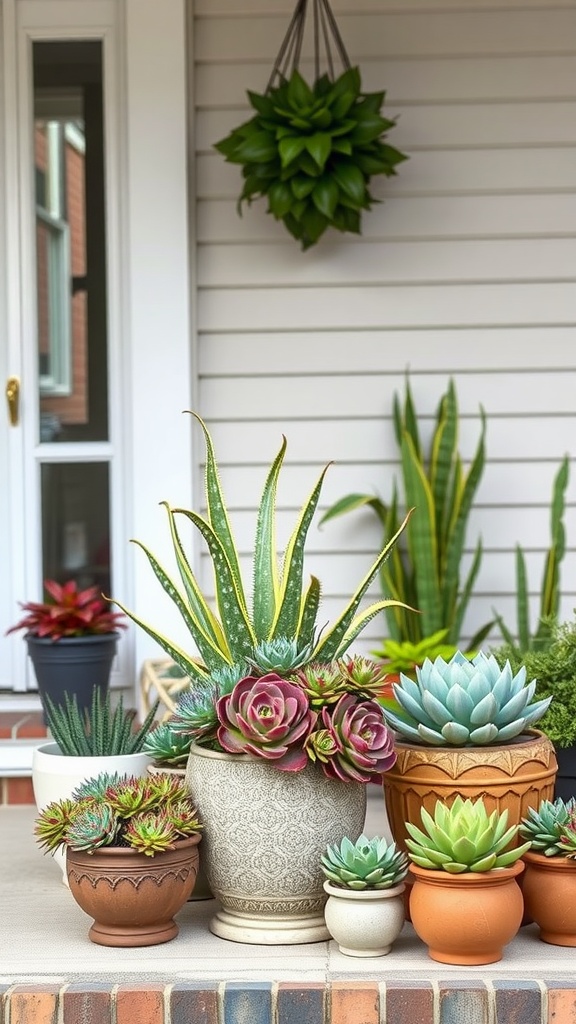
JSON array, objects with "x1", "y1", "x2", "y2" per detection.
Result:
[
  {"x1": 252, "y1": 436, "x2": 286, "y2": 641},
  {"x1": 112, "y1": 593, "x2": 212, "y2": 683}
]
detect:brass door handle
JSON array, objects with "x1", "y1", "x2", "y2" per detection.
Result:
[{"x1": 6, "y1": 376, "x2": 20, "y2": 426}]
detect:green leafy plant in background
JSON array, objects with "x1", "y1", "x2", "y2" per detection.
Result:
[
  {"x1": 215, "y1": 67, "x2": 407, "y2": 250},
  {"x1": 492, "y1": 456, "x2": 570, "y2": 655},
  {"x1": 492, "y1": 617, "x2": 576, "y2": 748},
  {"x1": 44, "y1": 689, "x2": 158, "y2": 757},
  {"x1": 320, "y1": 378, "x2": 491, "y2": 651}
]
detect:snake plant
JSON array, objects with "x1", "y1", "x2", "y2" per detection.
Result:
[
  {"x1": 383, "y1": 651, "x2": 552, "y2": 746},
  {"x1": 321, "y1": 834, "x2": 408, "y2": 890},
  {"x1": 405, "y1": 796, "x2": 530, "y2": 873},
  {"x1": 320, "y1": 377, "x2": 491, "y2": 650},
  {"x1": 114, "y1": 414, "x2": 412, "y2": 686}
]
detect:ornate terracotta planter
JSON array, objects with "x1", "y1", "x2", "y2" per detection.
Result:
[
  {"x1": 66, "y1": 834, "x2": 201, "y2": 947},
  {"x1": 185, "y1": 743, "x2": 366, "y2": 944},
  {"x1": 382, "y1": 730, "x2": 557, "y2": 851},
  {"x1": 521, "y1": 850, "x2": 576, "y2": 946},
  {"x1": 409, "y1": 861, "x2": 524, "y2": 965}
]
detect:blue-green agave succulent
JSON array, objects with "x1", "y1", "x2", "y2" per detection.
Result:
[
  {"x1": 113, "y1": 414, "x2": 412, "y2": 685},
  {"x1": 321, "y1": 834, "x2": 408, "y2": 890},
  {"x1": 383, "y1": 651, "x2": 552, "y2": 746}
]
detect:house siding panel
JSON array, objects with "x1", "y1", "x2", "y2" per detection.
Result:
[{"x1": 191, "y1": 1, "x2": 576, "y2": 648}]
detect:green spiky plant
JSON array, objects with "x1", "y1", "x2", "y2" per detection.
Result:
[
  {"x1": 492, "y1": 456, "x2": 570, "y2": 655},
  {"x1": 113, "y1": 413, "x2": 412, "y2": 698},
  {"x1": 519, "y1": 798, "x2": 576, "y2": 857},
  {"x1": 321, "y1": 833, "x2": 408, "y2": 890},
  {"x1": 143, "y1": 721, "x2": 192, "y2": 767},
  {"x1": 320, "y1": 378, "x2": 492, "y2": 651},
  {"x1": 44, "y1": 688, "x2": 159, "y2": 757},
  {"x1": 405, "y1": 796, "x2": 530, "y2": 873},
  {"x1": 35, "y1": 772, "x2": 202, "y2": 858}
]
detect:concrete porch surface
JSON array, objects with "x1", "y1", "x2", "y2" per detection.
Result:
[{"x1": 1, "y1": 789, "x2": 576, "y2": 1023}]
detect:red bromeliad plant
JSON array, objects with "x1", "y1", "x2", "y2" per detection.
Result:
[{"x1": 6, "y1": 580, "x2": 126, "y2": 641}]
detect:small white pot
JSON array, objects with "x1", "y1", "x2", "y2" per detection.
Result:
[
  {"x1": 323, "y1": 879, "x2": 406, "y2": 957},
  {"x1": 32, "y1": 742, "x2": 152, "y2": 883}
]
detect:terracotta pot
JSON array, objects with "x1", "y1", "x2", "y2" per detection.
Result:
[
  {"x1": 521, "y1": 850, "x2": 576, "y2": 946},
  {"x1": 383, "y1": 730, "x2": 557, "y2": 852},
  {"x1": 323, "y1": 880, "x2": 405, "y2": 957},
  {"x1": 185, "y1": 743, "x2": 366, "y2": 944},
  {"x1": 66, "y1": 834, "x2": 201, "y2": 947},
  {"x1": 409, "y1": 861, "x2": 524, "y2": 965}
]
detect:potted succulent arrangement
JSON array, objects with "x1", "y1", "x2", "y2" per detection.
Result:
[
  {"x1": 405, "y1": 796, "x2": 529, "y2": 965},
  {"x1": 518, "y1": 797, "x2": 576, "y2": 946},
  {"x1": 34, "y1": 772, "x2": 202, "y2": 947},
  {"x1": 113, "y1": 413, "x2": 411, "y2": 944},
  {"x1": 32, "y1": 689, "x2": 157, "y2": 883},
  {"x1": 6, "y1": 579, "x2": 126, "y2": 718},
  {"x1": 381, "y1": 651, "x2": 557, "y2": 852},
  {"x1": 320, "y1": 834, "x2": 408, "y2": 957}
]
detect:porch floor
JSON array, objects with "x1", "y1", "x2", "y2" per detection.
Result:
[{"x1": 1, "y1": 791, "x2": 575, "y2": 986}]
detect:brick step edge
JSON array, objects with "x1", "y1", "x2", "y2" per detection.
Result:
[{"x1": 1, "y1": 980, "x2": 575, "y2": 1023}]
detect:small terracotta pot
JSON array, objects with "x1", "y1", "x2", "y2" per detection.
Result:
[
  {"x1": 66, "y1": 834, "x2": 201, "y2": 947},
  {"x1": 409, "y1": 861, "x2": 524, "y2": 965},
  {"x1": 521, "y1": 851, "x2": 576, "y2": 946}
]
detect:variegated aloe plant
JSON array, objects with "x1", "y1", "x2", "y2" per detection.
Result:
[{"x1": 114, "y1": 414, "x2": 412, "y2": 686}]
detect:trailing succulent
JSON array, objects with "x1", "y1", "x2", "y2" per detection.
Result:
[
  {"x1": 405, "y1": 796, "x2": 530, "y2": 873},
  {"x1": 321, "y1": 834, "x2": 408, "y2": 890},
  {"x1": 519, "y1": 797, "x2": 576, "y2": 858},
  {"x1": 35, "y1": 772, "x2": 202, "y2": 858},
  {"x1": 215, "y1": 67, "x2": 407, "y2": 249},
  {"x1": 114, "y1": 413, "x2": 411, "y2": 696},
  {"x1": 383, "y1": 651, "x2": 552, "y2": 747},
  {"x1": 44, "y1": 688, "x2": 159, "y2": 757}
]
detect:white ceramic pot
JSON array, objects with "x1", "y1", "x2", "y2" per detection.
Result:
[
  {"x1": 32, "y1": 742, "x2": 152, "y2": 883},
  {"x1": 323, "y1": 880, "x2": 406, "y2": 957},
  {"x1": 185, "y1": 743, "x2": 367, "y2": 945}
]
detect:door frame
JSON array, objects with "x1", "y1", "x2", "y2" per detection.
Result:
[{"x1": 1, "y1": 0, "x2": 193, "y2": 702}]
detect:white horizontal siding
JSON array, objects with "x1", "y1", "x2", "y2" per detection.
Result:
[{"x1": 190, "y1": 1, "x2": 576, "y2": 649}]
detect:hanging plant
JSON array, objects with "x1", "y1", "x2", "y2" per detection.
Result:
[{"x1": 214, "y1": 0, "x2": 408, "y2": 250}]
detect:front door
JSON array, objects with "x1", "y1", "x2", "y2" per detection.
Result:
[{"x1": 1, "y1": 0, "x2": 193, "y2": 696}]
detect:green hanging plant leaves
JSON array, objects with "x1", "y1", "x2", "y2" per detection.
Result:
[{"x1": 214, "y1": 65, "x2": 408, "y2": 249}]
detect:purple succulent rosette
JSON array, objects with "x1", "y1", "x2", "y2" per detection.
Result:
[
  {"x1": 309, "y1": 694, "x2": 397, "y2": 783},
  {"x1": 216, "y1": 673, "x2": 318, "y2": 772}
]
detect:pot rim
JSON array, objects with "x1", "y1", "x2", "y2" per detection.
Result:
[
  {"x1": 389, "y1": 728, "x2": 547, "y2": 752},
  {"x1": 409, "y1": 860, "x2": 524, "y2": 886},
  {"x1": 66, "y1": 832, "x2": 201, "y2": 861},
  {"x1": 25, "y1": 632, "x2": 120, "y2": 645},
  {"x1": 522, "y1": 850, "x2": 576, "y2": 870},
  {"x1": 323, "y1": 879, "x2": 405, "y2": 899},
  {"x1": 33, "y1": 741, "x2": 152, "y2": 762}
]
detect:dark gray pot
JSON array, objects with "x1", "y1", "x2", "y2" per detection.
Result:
[
  {"x1": 26, "y1": 633, "x2": 119, "y2": 718},
  {"x1": 554, "y1": 745, "x2": 576, "y2": 802}
]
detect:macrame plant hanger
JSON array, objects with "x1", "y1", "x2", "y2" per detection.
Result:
[{"x1": 266, "y1": 0, "x2": 352, "y2": 94}]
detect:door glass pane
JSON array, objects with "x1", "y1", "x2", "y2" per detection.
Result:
[
  {"x1": 34, "y1": 41, "x2": 108, "y2": 443},
  {"x1": 41, "y1": 463, "x2": 111, "y2": 595}
]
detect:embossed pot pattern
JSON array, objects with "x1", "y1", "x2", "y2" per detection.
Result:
[
  {"x1": 66, "y1": 834, "x2": 201, "y2": 947},
  {"x1": 185, "y1": 743, "x2": 367, "y2": 945}
]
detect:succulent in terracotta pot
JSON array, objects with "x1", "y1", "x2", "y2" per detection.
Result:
[
  {"x1": 519, "y1": 797, "x2": 576, "y2": 946},
  {"x1": 35, "y1": 772, "x2": 203, "y2": 947},
  {"x1": 406, "y1": 797, "x2": 527, "y2": 965}
]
